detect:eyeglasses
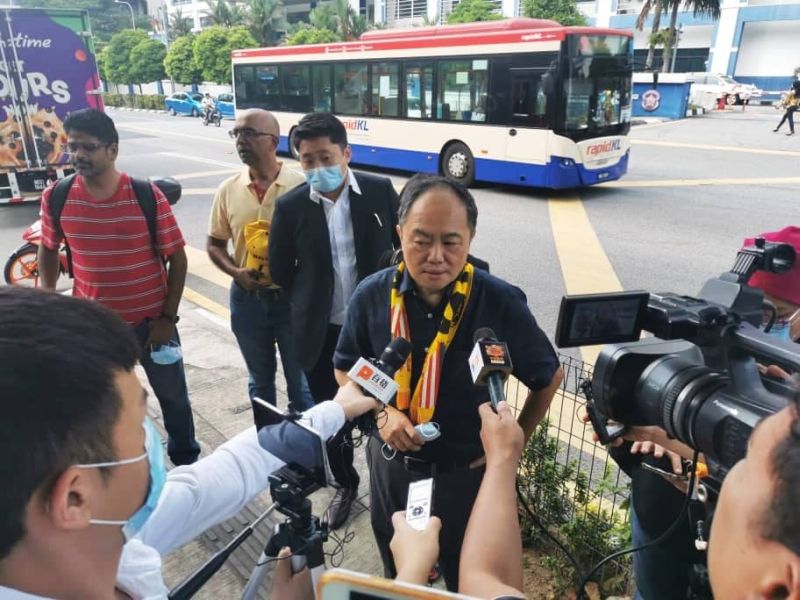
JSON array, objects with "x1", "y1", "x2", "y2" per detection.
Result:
[
  {"x1": 67, "y1": 141, "x2": 111, "y2": 153},
  {"x1": 762, "y1": 307, "x2": 800, "y2": 329},
  {"x1": 229, "y1": 128, "x2": 277, "y2": 141}
]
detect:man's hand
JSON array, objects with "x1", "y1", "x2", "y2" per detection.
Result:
[
  {"x1": 631, "y1": 441, "x2": 689, "y2": 493},
  {"x1": 233, "y1": 267, "x2": 271, "y2": 291},
  {"x1": 379, "y1": 405, "x2": 423, "y2": 452},
  {"x1": 146, "y1": 318, "x2": 174, "y2": 347},
  {"x1": 389, "y1": 511, "x2": 441, "y2": 585},
  {"x1": 479, "y1": 401, "x2": 524, "y2": 467},
  {"x1": 333, "y1": 382, "x2": 382, "y2": 420},
  {"x1": 269, "y1": 547, "x2": 313, "y2": 600}
]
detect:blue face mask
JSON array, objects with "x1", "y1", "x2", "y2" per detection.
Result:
[
  {"x1": 305, "y1": 165, "x2": 345, "y2": 193},
  {"x1": 77, "y1": 416, "x2": 167, "y2": 542},
  {"x1": 763, "y1": 323, "x2": 793, "y2": 342},
  {"x1": 150, "y1": 342, "x2": 182, "y2": 365}
]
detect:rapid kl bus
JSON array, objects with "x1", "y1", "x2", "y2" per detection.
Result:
[{"x1": 230, "y1": 18, "x2": 633, "y2": 189}]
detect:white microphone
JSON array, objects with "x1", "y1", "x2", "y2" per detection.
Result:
[{"x1": 348, "y1": 337, "x2": 412, "y2": 404}]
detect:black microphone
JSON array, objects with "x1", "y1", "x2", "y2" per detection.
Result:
[
  {"x1": 348, "y1": 337, "x2": 412, "y2": 404},
  {"x1": 469, "y1": 327, "x2": 513, "y2": 410}
]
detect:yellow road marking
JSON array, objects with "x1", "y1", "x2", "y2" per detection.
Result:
[
  {"x1": 183, "y1": 287, "x2": 230, "y2": 320},
  {"x1": 184, "y1": 244, "x2": 232, "y2": 289},
  {"x1": 548, "y1": 195, "x2": 623, "y2": 365},
  {"x1": 599, "y1": 176, "x2": 800, "y2": 189},
  {"x1": 631, "y1": 138, "x2": 800, "y2": 158}
]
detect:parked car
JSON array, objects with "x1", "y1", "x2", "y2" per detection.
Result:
[
  {"x1": 165, "y1": 92, "x2": 204, "y2": 117},
  {"x1": 216, "y1": 93, "x2": 235, "y2": 119},
  {"x1": 685, "y1": 72, "x2": 763, "y2": 106}
]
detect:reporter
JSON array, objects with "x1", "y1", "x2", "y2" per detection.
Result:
[
  {"x1": 0, "y1": 287, "x2": 379, "y2": 599},
  {"x1": 389, "y1": 513, "x2": 442, "y2": 585}
]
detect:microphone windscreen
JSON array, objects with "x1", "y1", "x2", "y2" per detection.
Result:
[{"x1": 473, "y1": 327, "x2": 497, "y2": 344}]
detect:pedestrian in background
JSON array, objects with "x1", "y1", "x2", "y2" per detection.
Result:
[{"x1": 774, "y1": 79, "x2": 800, "y2": 136}]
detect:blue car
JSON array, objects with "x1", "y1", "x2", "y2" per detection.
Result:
[
  {"x1": 165, "y1": 92, "x2": 204, "y2": 117},
  {"x1": 217, "y1": 93, "x2": 235, "y2": 119}
]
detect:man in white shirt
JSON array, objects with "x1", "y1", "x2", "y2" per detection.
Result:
[
  {"x1": 269, "y1": 112, "x2": 399, "y2": 529},
  {"x1": 0, "y1": 286, "x2": 379, "y2": 599}
]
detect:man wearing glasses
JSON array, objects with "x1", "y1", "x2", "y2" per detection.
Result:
[
  {"x1": 207, "y1": 109, "x2": 311, "y2": 412},
  {"x1": 38, "y1": 108, "x2": 200, "y2": 466}
]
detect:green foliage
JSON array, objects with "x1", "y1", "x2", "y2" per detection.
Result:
[
  {"x1": 169, "y1": 8, "x2": 194, "y2": 40},
  {"x1": 446, "y1": 0, "x2": 502, "y2": 24},
  {"x1": 309, "y1": 4, "x2": 339, "y2": 31},
  {"x1": 193, "y1": 26, "x2": 257, "y2": 84},
  {"x1": 521, "y1": 0, "x2": 588, "y2": 26},
  {"x1": 96, "y1": 45, "x2": 110, "y2": 81},
  {"x1": 129, "y1": 39, "x2": 167, "y2": 85},
  {"x1": 648, "y1": 28, "x2": 670, "y2": 47},
  {"x1": 246, "y1": 0, "x2": 288, "y2": 46},
  {"x1": 15, "y1": 0, "x2": 149, "y2": 43},
  {"x1": 104, "y1": 29, "x2": 149, "y2": 85},
  {"x1": 286, "y1": 26, "x2": 342, "y2": 45},
  {"x1": 205, "y1": 0, "x2": 247, "y2": 26},
  {"x1": 164, "y1": 35, "x2": 203, "y2": 84},
  {"x1": 517, "y1": 420, "x2": 632, "y2": 594},
  {"x1": 102, "y1": 93, "x2": 166, "y2": 110}
]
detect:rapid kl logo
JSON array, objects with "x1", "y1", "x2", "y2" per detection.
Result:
[
  {"x1": 586, "y1": 139, "x2": 621, "y2": 156},
  {"x1": 341, "y1": 118, "x2": 369, "y2": 132}
]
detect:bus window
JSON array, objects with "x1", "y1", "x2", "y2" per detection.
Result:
[
  {"x1": 370, "y1": 62, "x2": 400, "y2": 117},
  {"x1": 334, "y1": 63, "x2": 369, "y2": 116},
  {"x1": 281, "y1": 65, "x2": 312, "y2": 112},
  {"x1": 255, "y1": 65, "x2": 280, "y2": 109},
  {"x1": 404, "y1": 62, "x2": 432, "y2": 119},
  {"x1": 436, "y1": 59, "x2": 489, "y2": 123},
  {"x1": 234, "y1": 65, "x2": 256, "y2": 109},
  {"x1": 510, "y1": 71, "x2": 548, "y2": 127},
  {"x1": 312, "y1": 64, "x2": 332, "y2": 112}
]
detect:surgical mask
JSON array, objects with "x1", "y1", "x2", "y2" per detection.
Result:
[
  {"x1": 77, "y1": 416, "x2": 167, "y2": 542},
  {"x1": 305, "y1": 165, "x2": 345, "y2": 193},
  {"x1": 150, "y1": 341, "x2": 182, "y2": 365},
  {"x1": 763, "y1": 322, "x2": 793, "y2": 342}
]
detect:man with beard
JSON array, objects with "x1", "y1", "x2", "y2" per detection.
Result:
[
  {"x1": 38, "y1": 108, "x2": 200, "y2": 466},
  {"x1": 207, "y1": 109, "x2": 311, "y2": 411}
]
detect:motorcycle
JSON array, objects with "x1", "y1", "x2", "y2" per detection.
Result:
[
  {"x1": 3, "y1": 219, "x2": 69, "y2": 289},
  {"x1": 202, "y1": 108, "x2": 222, "y2": 127}
]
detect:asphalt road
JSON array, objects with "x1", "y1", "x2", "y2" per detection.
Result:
[{"x1": 1, "y1": 104, "x2": 797, "y2": 347}]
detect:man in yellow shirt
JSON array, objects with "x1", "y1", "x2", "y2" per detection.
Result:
[{"x1": 207, "y1": 109, "x2": 310, "y2": 411}]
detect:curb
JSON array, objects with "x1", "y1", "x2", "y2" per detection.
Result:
[
  {"x1": 106, "y1": 106, "x2": 167, "y2": 114},
  {"x1": 686, "y1": 106, "x2": 707, "y2": 117}
]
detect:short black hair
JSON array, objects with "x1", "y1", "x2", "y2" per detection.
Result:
[
  {"x1": 292, "y1": 112, "x2": 348, "y2": 152},
  {"x1": 0, "y1": 288, "x2": 139, "y2": 559},
  {"x1": 761, "y1": 397, "x2": 800, "y2": 556},
  {"x1": 398, "y1": 174, "x2": 478, "y2": 233},
  {"x1": 64, "y1": 108, "x2": 119, "y2": 146}
]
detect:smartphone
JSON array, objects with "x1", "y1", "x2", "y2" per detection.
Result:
[
  {"x1": 405, "y1": 478, "x2": 434, "y2": 531},
  {"x1": 318, "y1": 569, "x2": 474, "y2": 599},
  {"x1": 251, "y1": 397, "x2": 332, "y2": 488}
]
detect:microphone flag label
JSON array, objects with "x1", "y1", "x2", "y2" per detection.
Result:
[{"x1": 348, "y1": 357, "x2": 399, "y2": 404}]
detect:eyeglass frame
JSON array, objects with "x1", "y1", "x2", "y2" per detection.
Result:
[{"x1": 228, "y1": 128, "x2": 278, "y2": 142}]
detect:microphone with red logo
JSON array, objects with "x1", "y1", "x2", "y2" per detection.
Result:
[{"x1": 469, "y1": 327, "x2": 513, "y2": 411}]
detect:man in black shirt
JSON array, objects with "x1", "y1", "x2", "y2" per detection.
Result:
[{"x1": 334, "y1": 174, "x2": 562, "y2": 590}]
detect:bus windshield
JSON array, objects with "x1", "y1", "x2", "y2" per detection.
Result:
[{"x1": 560, "y1": 34, "x2": 632, "y2": 140}]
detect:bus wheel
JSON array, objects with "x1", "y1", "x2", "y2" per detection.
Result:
[
  {"x1": 288, "y1": 128, "x2": 300, "y2": 160},
  {"x1": 442, "y1": 142, "x2": 475, "y2": 186}
]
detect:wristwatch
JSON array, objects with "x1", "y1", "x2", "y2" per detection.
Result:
[{"x1": 159, "y1": 312, "x2": 180, "y2": 324}]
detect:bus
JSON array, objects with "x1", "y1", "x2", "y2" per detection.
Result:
[{"x1": 230, "y1": 18, "x2": 633, "y2": 189}]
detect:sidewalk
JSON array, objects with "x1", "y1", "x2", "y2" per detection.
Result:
[{"x1": 144, "y1": 297, "x2": 382, "y2": 598}]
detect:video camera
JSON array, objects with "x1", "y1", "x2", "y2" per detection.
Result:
[{"x1": 556, "y1": 237, "x2": 800, "y2": 485}]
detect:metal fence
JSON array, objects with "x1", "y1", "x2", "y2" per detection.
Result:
[{"x1": 506, "y1": 353, "x2": 633, "y2": 594}]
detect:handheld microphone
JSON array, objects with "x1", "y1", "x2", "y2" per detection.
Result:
[
  {"x1": 469, "y1": 327, "x2": 513, "y2": 410},
  {"x1": 348, "y1": 337, "x2": 412, "y2": 404}
]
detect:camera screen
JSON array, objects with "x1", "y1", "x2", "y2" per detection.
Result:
[
  {"x1": 555, "y1": 291, "x2": 649, "y2": 348},
  {"x1": 251, "y1": 398, "x2": 329, "y2": 488}
]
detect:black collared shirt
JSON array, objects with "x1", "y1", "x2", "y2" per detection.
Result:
[{"x1": 334, "y1": 266, "x2": 559, "y2": 462}]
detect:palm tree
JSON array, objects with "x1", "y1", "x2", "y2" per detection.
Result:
[
  {"x1": 246, "y1": 0, "x2": 288, "y2": 46},
  {"x1": 635, "y1": 0, "x2": 666, "y2": 69},
  {"x1": 661, "y1": 0, "x2": 719, "y2": 72},
  {"x1": 310, "y1": 3, "x2": 339, "y2": 31},
  {"x1": 169, "y1": 8, "x2": 193, "y2": 39},
  {"x1": 205, "y1": 0, "x2": 247, "y2": 26}
]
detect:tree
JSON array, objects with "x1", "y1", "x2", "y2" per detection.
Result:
[
  {"x1": 128, "y1": 39, "x2": 167, "y2": 92},
  {"x1": 194, "y1": 26, "x2": 258, "y2": 83},
  {"x1": 286, "y1": 26, "x2": 342, "y2": 45},
  {"x1": 104, "y1": 29, "x2": 149, "y2": 85},
  {"x1": 521, "y1": 0, "x2": 587, "y2": 26},
  {"x1": 246, "y1": 0, "x2": 288, "y2": 46},
  {"x1": 169, "y1": 8, "x2": 194, "y2": 40},
  {"x1": 331, "y1": 0, "x2": 369, "y2": 40},
  {"x1": 205, "y1": 0, "x2": 246, "y2": 26},
  {"x1": 661, "y1": 0, "x2": 719, "y2": 73},
  {"x1": 164, "y1": 35, "x2": 203, "y2": 84},
  {"x1": 16, "y1": 0, "x2": 150, "y2": 42},
  {"x1": 636, "y1": 0, "x2": 666, "y2": 69},
  {"x1": 447, "y1": 0, "x2": 502, "y2": 24},
  {"x1": 309, "y1": 3, "x2": 339, "y2": 31}
]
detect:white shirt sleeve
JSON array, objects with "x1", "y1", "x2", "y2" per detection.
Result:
[{"x1": 134, "y1": 400, "x2": 345, "y2": 556}]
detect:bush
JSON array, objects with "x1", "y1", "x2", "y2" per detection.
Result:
[{"x1": 102, "y1": 93, "x2": 167, "y2": 111}]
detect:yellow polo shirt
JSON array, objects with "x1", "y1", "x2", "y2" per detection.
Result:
[{"x1": 208, "y1": 163, "x2": 305, "y2": 269}]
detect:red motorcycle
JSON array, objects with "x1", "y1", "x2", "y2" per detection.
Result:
[{"x1": 3, "y1": 219, "x2": 69, "y2": 288}]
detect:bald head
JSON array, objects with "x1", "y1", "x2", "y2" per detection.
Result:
[
  {"x1": 233, "y1": 109, "x2": 280, "y2": 170},
  {"x1": 236, "y1": 109, "x2": 279, "y2": 137}
]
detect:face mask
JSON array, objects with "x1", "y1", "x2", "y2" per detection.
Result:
[
  {"x1": 763, "y1": 322, "x2": 793, "y2": 342},
  {"x1": 305, "y1": 165, "x2": 345, "y2": 193},
  {"x1": 150, "y1": 342, "x2": 182, "y2": 365},
  {"x1": 77, "y1": 416, "x2": 167, "y2": 542}
]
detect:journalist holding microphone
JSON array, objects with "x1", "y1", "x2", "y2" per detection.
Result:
[
  {"x1": 0, "y1": 287, "x2": 380, "y2": 599},
  {"x1": 333, "y1": 174, "x2": 563, "y2": 590}
]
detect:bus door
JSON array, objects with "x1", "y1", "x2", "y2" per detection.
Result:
[{"x1": 506, "y1": 68, "x2": 550, "y2": 166}]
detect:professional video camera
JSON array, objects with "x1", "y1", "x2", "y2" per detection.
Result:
[{"x1": 556, "y1": 237, "x2": 800, "y2": 485}]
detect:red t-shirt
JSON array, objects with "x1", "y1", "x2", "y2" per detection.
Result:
[{"x1": 41, "y1": 173, "x2": 185, "y2": 325}]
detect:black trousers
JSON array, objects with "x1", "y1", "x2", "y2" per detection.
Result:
[
  {"x1": 777, "y1": 106, "x2": 797, "y2": 133},
  {"x1": 366, "y1": 437, "x2": 485, "y2": 592},
  {"x1": 305, "y1": 324, "x2": 359, "y2": 490}
]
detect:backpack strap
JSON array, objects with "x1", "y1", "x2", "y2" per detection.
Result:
[
  {"x1": 130, "y1": 177, "x2": 160, "y2": 258},
  {"x1": 48, "y1": 174, "x2": 78, "y2": 278}
]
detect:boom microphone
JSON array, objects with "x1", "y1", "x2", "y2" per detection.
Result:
[{"x1": 469, "y1": 327, "x2": 513, "y2": 410}]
